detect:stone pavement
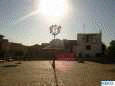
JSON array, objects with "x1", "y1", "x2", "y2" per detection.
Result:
[
  {"x1": 55, "y1": 61, "x2": 115, "y2": 86},
  {"x1": 0, "y1": 61, "x2": 115, "y2": 86},
  {"x1": 0, "y1": 61, "x2": 55, "y2": 86}
]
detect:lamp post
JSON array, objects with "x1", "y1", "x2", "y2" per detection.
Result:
[
  {"x1": 49, "y1": 24, "x2": 61, "y2": 86},
  {"x1": 50, "y1": 24, "x2": 61, "y2": 40}
]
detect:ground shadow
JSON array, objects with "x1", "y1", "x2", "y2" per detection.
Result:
[
  {"x1": 109, "y1": 69, "x2": 115, "y2": 73},
  {"x1": 2, "y1": 64, "x2": 18, "y2": 68},
  {"x1": 81, "y1": 58, "x2": 115, "y2": 64}
]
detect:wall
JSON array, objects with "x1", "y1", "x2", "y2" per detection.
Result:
[{"x1": 76, "y1": 33, "x2": 102, "y2": 57}]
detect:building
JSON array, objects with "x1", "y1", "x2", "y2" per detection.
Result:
[
  {"x1": 63, "y1": 39, "x2": 77, "y2": 52},
  {"x1": 49, "y1": 39, "x2": 65, "y2": 48},
  {"x1": 0, "y1": 35, "x2": 9, "y2": 58},
  {"x1": 47, "y1": 39, "x2": 77, "y2": 52},
  {"x1": 76, "y1": 32, "x2": 102, "y2": 57},
  {"x1": 9, "y1": 42, "x2": 28, "y2": 57},
  {"x1": 41, "y1": 43, "x2": 49, "y2": 48}
]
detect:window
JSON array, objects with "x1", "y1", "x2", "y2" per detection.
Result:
[{"x1": 86, "y1": 45, "x2": 91, "y2": 50}]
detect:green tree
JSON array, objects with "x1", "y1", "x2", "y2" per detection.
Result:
[{"x1": 108, "y1": 40, "x2": 115, "y2": 56}]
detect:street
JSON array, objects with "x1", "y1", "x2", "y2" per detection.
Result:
[{"x1": 0, "y1": 61, "x2": 115, "y2": 86}]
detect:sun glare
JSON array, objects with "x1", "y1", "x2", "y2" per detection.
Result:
[{"x1": 38, "y1": 0, "x2": 68, "y2": 18}]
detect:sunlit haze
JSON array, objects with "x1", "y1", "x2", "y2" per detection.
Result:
[
  {"x1": 0, "y1": 0, "x2": 115, "y2": 46},
  {"x1": 39, "y1": 0, "x2": 68, "y2": 17},
  {"x1": 38, "y1": 0, "x2": 70, "y2": 23}
]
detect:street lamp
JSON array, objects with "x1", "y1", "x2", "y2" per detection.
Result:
[
  {"x1": 49, "y1": 24, "x2": 61, "y2": 86},
  {"x1": 49, "y1": 24, "x2": 61, "y2": 40}
]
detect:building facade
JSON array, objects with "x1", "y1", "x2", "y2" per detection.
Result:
[
  {"x1": 63, "y1": 39, "x2": 77, "y2": 53},
  {"x1": 76, "y1": 33, "x2": 102, "y2": 57},
  {"x1": 0, "y1": 35, "x2": 9, "y2": 58}
]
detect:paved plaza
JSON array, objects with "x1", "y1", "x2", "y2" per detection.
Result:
[{"x1": 0, "y1": 61, "x2": 115, "y2": 86}]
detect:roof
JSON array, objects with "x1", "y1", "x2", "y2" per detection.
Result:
[
  {"x1": 77, "y1": 33, "x2": 101, "y2": 35},
  {"x1": 0, "y1": 35, "x2": 4, "y2": 38}
]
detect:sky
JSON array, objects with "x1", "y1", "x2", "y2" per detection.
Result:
[{"x1": 0, "y1": 0, "x2": 115, "y2": 46}]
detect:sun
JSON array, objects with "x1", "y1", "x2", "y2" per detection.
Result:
[{"x1": 38, "y1": 0, "x2": 68, "y2": 17}]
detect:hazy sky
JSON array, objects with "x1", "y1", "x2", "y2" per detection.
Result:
[{"x1": 0, "y1": 0, "x2": 115, "y2": 46}]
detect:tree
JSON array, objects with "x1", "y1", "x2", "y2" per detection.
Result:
[
  {"x1": 108, "y1": 40, "x2": 115, "y2": 56},
  {"x1": 102, "y1": 43, "x2": 106, "y2": 55}
]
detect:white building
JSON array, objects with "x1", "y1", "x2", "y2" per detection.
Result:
[{"x1": 76, "y1": 32, "x2": 102, "y2": 57}]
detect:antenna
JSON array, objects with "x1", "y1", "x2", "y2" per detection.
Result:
[
  {"x1": 83, "y1": 24, "x2": 86, "y2": 33},
  {"x1": 95, "y1": 20, "x2": 102, "y2": 33},
  {"x1": 95, "y1": 20, "x2": 103, "y2": 41},
  {"x1": 99, "y1": 29, "x2": 102, "y2": 34},
  {"x1": 99, "y1": 28, "x2": 102, "y2": 41}
]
